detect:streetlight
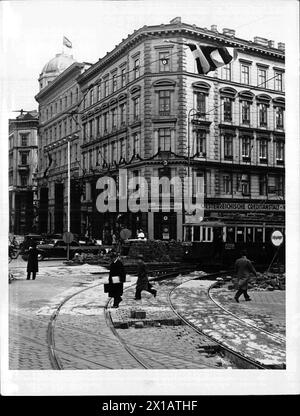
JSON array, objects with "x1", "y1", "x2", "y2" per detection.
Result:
[{"x1": 187, "y1": 108, "x2": 201, "y2": 216}]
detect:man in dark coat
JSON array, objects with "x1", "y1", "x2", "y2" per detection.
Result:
[
  {"x1": 27, "y1": 241, "x2": 39, "y2": 280},
  {"x1": 234, "y1": 250, "x2": 257, "y2": 302},
  {"x1": 108, "y1": 251, "x2": 126, "y2": 308},
  {"x1": 135, "y1": 255, "x2": 157, "y2": 300}
]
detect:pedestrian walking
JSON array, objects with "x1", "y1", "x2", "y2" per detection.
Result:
[
  {"x1": 234, "y1": 249, "x2": 257, "y2": 302},
  {"x1": 26, "y1": 242, "x2": 39, "y2": 280},
  {"x1": 135, "y1": 255, "x2": 157, "y2": 300},
  {"x1": 108, "y1": 251, "x2": 126, "y2": 308}
]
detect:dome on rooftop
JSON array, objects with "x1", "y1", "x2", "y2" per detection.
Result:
[
  {"x1": 39, "y1": 52, "x2": 76, "y2": 90},
  {"x1": 41, "y1": 52, "x2": 76, "y2": 75}
]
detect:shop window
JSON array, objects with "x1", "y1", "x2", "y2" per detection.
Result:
[
  {"x1": 236, "y1": 227, "x2": 245, "y2": 243},
  {"x1": 255, "y1": 228, "x2": 264, "y2": 243},
  {"x1": 226, "y1": 227, "x2": 235, "y2": 243}
]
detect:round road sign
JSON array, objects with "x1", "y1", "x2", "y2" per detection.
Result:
[
  {"x1": 63, "y1": 232, "x2": 74, "y2": 244},
  {"x1": 271, "y1": 230, "x2": 284, "y2": 246}
]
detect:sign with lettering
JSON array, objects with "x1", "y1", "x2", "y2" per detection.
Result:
[
  {"x1": 204, "y1": 202, "x2": 285, "y2": 212},
  {"x1": 271, "y1": 230, "x2": 284, "y2": 246}
]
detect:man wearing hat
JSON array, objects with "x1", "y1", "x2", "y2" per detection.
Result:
[
  {"x1": 234, "y1": 249, "x2": 257, "y2": 303},
  {"x1": 108, "y1": 251, "x2": 126, "y2": 308},
  {"x1": 135, "y1": 254, "x2": 157, "y2": 300}
]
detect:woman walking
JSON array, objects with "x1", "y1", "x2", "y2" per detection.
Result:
[
  {"x1": 135, "y1": 255, "x2": 157, "y2": 300},
  {"x1": 27, "y1": 241, "x2": 39, "y2": 280},
  {"x1": 108, "y1": 251, "x2": 126, "y2": 308}
]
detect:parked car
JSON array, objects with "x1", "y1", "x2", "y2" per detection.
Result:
[{"x1": 22, "y1": 239, "x2": 102, "y2": 261}]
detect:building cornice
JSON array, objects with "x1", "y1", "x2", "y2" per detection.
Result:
[{"x1": 77, "y1": 22, "x2": 284, "y2": 85}]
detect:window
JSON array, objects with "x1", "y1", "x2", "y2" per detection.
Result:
[
  {"x1": 83, "y1": 123, "x2": 87, "y2": 140},
  {"x1": 242, "y1": 137, "x2": 251, "y2": 157},
  {"x1": 112, "y1": 74, "x2": 118, "y2": 92},
  {"x1": 275, "y1": 107, "x2": 284, "y2": 129},
  {"x1": 275, "y1": 176, "x2": 284, "y2": 197},
  {"x1": 20, "y1": 134, "x2": 28, "y2": 146},
  {"x1": 195, "y1": 131, "x2": 206, "y2": 155},
  {"x1": 241, "y1": 64, "x2": 250, "y2": 84},
  {"x1": 224, "y1": 135, "x2": 233, "y2": 158},
  {"x1": 223, "y1": 98, "x2": 232, "y2": 121},
  {"x1": 20, "y1": 152, "x2": 28, "y2": 165},
  {"x1": 112, "y1": 141, "x2": 117, "y2": 162},
  {"x1": 64, "y1": 120, "x2": 67, "y2": 136},
  {"x1": 241, "y1": 100, "x2": 250, "y2": 124},
  {"x1": 70, "y1": 92, "x2": 73, "y2": 105},
  {"x1": 223, "y1": 174, "x2": 232, "y2": 194},
  {"x1": 89, "y1": 120, "x2": 93, "y2": 138},
  {"x1": 90, "y1": 88, "x2": 94, "y2": 106},
  {"x1": 104, "y1": 79, "x2": 109, "y2": 97},
  {"x1": 158, "y1": 128, "x2": 171, "y2": 151},
  {"x1": 274, "y1": 71, "x2": 283, "y2": 91},
  {"x1": 134, "y1": 58, "x2": 140, "y2": 79},
  {"x1": 97, "y1": 84, "x2": 101, "y2": 101},
  {"x1": 111, "y1": 108, "x2": 117, "y2": 128},
  {"x1": 159, "y1": 90, "x2": 171, "y2": 115},
  {"x1": 69, "y1": 117, "x2": 72, "y2": 133},
  {"x1": 259, "y1": 175, "x2": 267, "y2": 196},
  {"x1": 133, "y1": 132, "x2": 140, "y2": 155},
  {"x1": 240, "y1": 174, "x2": 250, "y2": 195},
  {"x1": 195, "y1": 92, "x2": 206, "y2": 117},
  {"x1": 64, "y1": 95, "x2": 68, "y2": 108},
  {"x1": 120, "y1": 139, "x2": 126, "y2": 158},
  {"x1": 96, "y1": 116, "x2": 100, "y2": 135},
  {"x1": 222, "y1": 63, "x2": 231, "y2": 81},
  {"x1": 258, "y1": 68, "x2": 267, "y2": 88},
  {"x1": 133, "y1": 96, "x2": 140, "y2": 119},
  {"x1": 60, "y1": 98, "x2": 62, "y2": 111},
  {"x1": 120, "y1": 103, "x2": 126, "y2": 125},
  {"x1": 259, "y1": 139, "x2": 268, "y2": 160},
  {"x1": 276, "y1": 141, "x2": 284, "y2": 161},
  {"x1": 121, "y1": 68, "x2": 127, "y2": 87},
  {"x1": 103, "y1": 144, "x2": 108, "y2": 161},
  {"x1": 103, "y1": 112, "x2": 108, "y2": 132},
  {"x1": 20, "y1": 175, "x2": 28, "y2": 187},
  {"x1": 159, "y1": 51, "x2": 170, "y2": 72},
  {"x1": 258, "y1": 103, "x2": 268, "y2": 126}
]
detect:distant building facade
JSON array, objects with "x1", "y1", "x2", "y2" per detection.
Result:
[
  {"x1": 35, "y1": 52, "x2": 89, "y2": 235},
  {"x1": 35, "y1": 20, "x2": 285, "y2": 242},
  {"x1": 9, "y1": 111, "x2": 39, "y2": 234}
]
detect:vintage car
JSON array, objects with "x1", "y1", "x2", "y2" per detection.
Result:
[{"x1": 22, "y1": 239, "x2": 102, "y2": 261}]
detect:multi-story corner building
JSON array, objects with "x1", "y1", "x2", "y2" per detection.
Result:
[
  {"x1": 35, "y1": 52, "x2": 90, "y2": 235},
  {"x1": 9, "y1": 110, "x2": 39, "y2": 234},
  {"x1": 75, "y1": 18, "x2": 284, "y2": 243}
]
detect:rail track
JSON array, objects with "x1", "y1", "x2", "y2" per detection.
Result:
[{"x1": 45, "y1": 265, "x2": 283, "y2": 370}]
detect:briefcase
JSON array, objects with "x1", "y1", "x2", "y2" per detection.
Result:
[{"x1": 104, "y1": 283, "x2": 110, "y2": 293}]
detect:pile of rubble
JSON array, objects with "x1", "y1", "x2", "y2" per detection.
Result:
[{"x1": 226, "y1": 272, "x2": 285, "y2": 291}]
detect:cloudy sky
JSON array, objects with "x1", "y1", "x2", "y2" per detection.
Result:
[{"x1": 1, "y1": 0, "x2": 298, "y2": 118}]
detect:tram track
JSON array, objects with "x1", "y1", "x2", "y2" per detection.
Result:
[{"x1": 41, "y1": 266, "x2": 284, "y2": 370}]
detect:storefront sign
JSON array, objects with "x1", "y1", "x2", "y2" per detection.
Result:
[{"x1": 205, "y1": 202, "x2": 285, "y2": 212}]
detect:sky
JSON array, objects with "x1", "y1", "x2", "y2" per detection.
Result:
[{"x1": 0, "y1": 0, "x2": 298, "y2": 119}]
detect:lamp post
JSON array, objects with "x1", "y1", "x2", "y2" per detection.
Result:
[{"x1": 187, "y1": 108, "x2": 201, "y2": 216}]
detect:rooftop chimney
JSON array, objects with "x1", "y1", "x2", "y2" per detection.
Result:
[
  {"x1": 211, "y1": 24, "x2": 218, "y2": 32},
  {"x1": 253, "y1": 36, "x2": 269, "y2": 47},
  {"x1": 222, "y1": 28, "x2": 236, "y2": 37},
  {"x1": 277, "y1": 42, "x2": 285, "y2": 51},
  {"x1": 268, "y1": 40, "x2": 275, "y2": 48},
  {"x1": 170, "y1": 17, "x2": 181, "y2": 24}
]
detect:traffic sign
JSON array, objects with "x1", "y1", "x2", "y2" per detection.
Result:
[
  {"x1": 120, "y1": 228, "x2": 132, "y2": 240},
  {"x1": 271, "y1": 230, "x2": 284, "y2": 246},
  {"x1": 63, "y1": 232, "x2": 74, "y2": 244}
]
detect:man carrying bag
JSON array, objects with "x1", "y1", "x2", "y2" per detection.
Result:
[{"x1": 105, "y1": 251, "x2": 126, "y2": 308}]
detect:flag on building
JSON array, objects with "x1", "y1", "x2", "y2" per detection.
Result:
[
  {"x1": 188, "y1": 43, "x2": 237, "y2": 75},
  {"x1": 63, "y1": 36, "x2": 72, "y2": 48},
  {"x1": 43, "y1": 152, "x2": 53, "y2": 178}
]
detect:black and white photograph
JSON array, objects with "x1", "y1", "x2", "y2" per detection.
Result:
[{"x1": 1, "y1": 0, "x2": 299, "y2": 397}]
